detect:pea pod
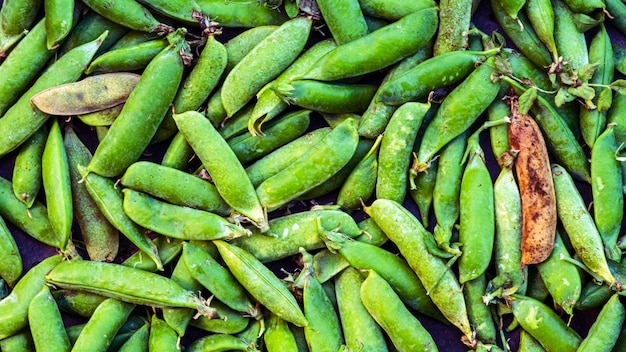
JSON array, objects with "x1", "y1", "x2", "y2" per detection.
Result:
[
  {"x1": 433, "y1": 0, "x2": 472, "y2": 55},
  {"x1": 44, "y1": 0, "x2": 75, "y2": 50},
  {"x1": 187, "y1": 334, "x2": 256, "y2": 352},
  {"x1": 70, "y1": 298, "x2": 135, "y2": 352},
  {"x1": 160, "y1": 132, "x2": 195, "y2": 171},
  {"x1": 0, "y1": 330, "x2": 35, "y2": 352},
  {"x1": 224, "y1": 26, "x2": 278, "y2": 73},
  {"x1": 264, "y1": 312, "x2": 299, "y2": 352},
  {"x1": 190, "y1": 299, "x2": 251, "y2": 335},
  {"x1": 80, "y1": 0, "x2": 171, "y2": 33},
  {"x1": 464, "y1": 274, "x2": 497, "y2": 344},
  {"x1": 77, "y1": 104, "x2": 123, "y2": 127},
  {"x1": 337, "y1": 135, "x2": 381, "y2": 210},
  {"x1": 358, "y1": 0, "x2": 435, "y2": 20},
  {"x1": 518, "y1": 330, "x2": 546, "y2": 352},
  {"x1": 554, "y1": 0, "x2": 589, "y2": 73},
  {"x1": 58, "y1": 10, "x2": 128, "y2": 56},
  {"x1": 606, "y1": 0, "x2": 626, "y2": 37},
  {"x1": 316, "y1": 0, "x2": 367, "y2": 45},
  {"x1": 0, "y1": 215, "x2": 21, "y2": 288},
  {"x1": 197, "y1": 0, "x2": 288, "y2": 28},
  {"x1": 148, "y1": 314, "x2": 179, "y2": 352},
  {"x1": 0, "y1": 0, "x2": 42, "y2": 55},
  {"x1": 117, "y1": 323, "x2": 149, "y2": 352},
  {"x1": 52, "y1": 289, "x2": 107, "y2": 318},
  {"x1": 525, "y1": 0, "x2": 558, "y2": 63},
  {"x1": 27, "y1": 285, "x2": 71, "y2": 352},
  {"x1": 273, "y1": 80, "x2": 377, "y2": 114},
  {"x1": 12, "y1": 126, "x2": 47, "y2": 209}
]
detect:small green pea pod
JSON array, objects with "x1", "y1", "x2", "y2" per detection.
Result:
[
  {"x1": 229, "y1": 110, "x2": 311, "y2": 164},
  {"x1": 221, "y1": 16, "x2": 311, "y2": 117},
  {"x1": 187, "y1": 333, "x2": 257, "y2": 352},
  {"x1": 264, "y1": 312, "x2": 299, "y2": 352},
  {"x1": 497, "y1": 0, "x2": 526, "y2": 19},
  {"x1": 433, "y1": 0, "x2": 472, "y2": 55},
  {"x1": 0, "y1": 31, "x2": 107, "y2": 157},
  {"x1": 511, "y1": 294, "x2": 581, "y2": 351},
  {"x1": 122, "y1": 236, "x2": 182, "y2": 272},
  {"x1": 87, "y1": 30, "x2": 188, "y2": 177},
  {"x1": 490, "y1": 0, "x2": 552, "y2": 68},
  {"x1": 575, "y1": 280, "x2": 614, "y2": 310},
  {"x1": 197, "y1": 0, "x2": 288, "y2": 28},
  {"x1": 357, "y1": 0, "x2": 435, "y2": 20},
  {"x1": 0, "y1": 215, "x2": 21, "y2": 288},
  {"x1": 44, "y1": 0, "x2": 75, "y2": 49},
  {"x1": 581, "y1": 25, "x2": 614, "y2": 148},
  {"x1": 554, "y1": 0, "x2": 589, "y2": 73},
  {"x1": 256, "y1": 118, "x2": 359, "y2": 211},
  {"x1": 12, "y1": 126, "x2": 47, "y2": 209},
  {"x1": 464, "y1": 274, "x2": 497, "y2": 344},
  {"x1": 0, "y1": 329, "x2": 35, "y2": 352},
  {"x1": 28, "y1": 285, "x2": 71, "y2": 352},
  {"x1": 525, "y1": 0, "x2": 558, "y2": 63},
  {"x1": 607, "y1": 0, "x2": 626, "y2": 36},
  {"x1": 316, "y1": 0, "x2": 367, "y2": 45},
  {"x1": 174, "y1": 110, "x2": 268, "y2": 231},
  {"x1": 182, "y1": 242, "x2": 258, "y2": 316},
  {"x1": 409, "y1": 158, "x2": 438, "y2": 227},
  {"x1": 110, "y1": 30, "x2": 159, "y2": 50},
  {"x1": 160, "y1": 132, "x2": 194, "y2": 171},
  {"x1": 77, "y1": 104, "x2": 123, "y2": 127},
  {"x1": 552, "y1": 163, "x2": 614, "y2": 284},
  {"x1": 293, "y1": 249, "x2": 342, "y2": 352},
  {"x1": 0, "y1": 0, "x2": 42, "y2": 55},
  {"x1": 364, "y1": 199, "x2": 473, "y2": 342},
  {"x1": 80, "y1": 0, "x2": 171, "y2": 33},
  {"x1": 213, "y1": 240, "x2": 308, "y2": 327},
  {"x1": 224, "y1": 25, "x2": 278, "y2": 73},
  {"x1": 0, "y1": 254, "x2": 62, "y2": 340},
  {"x1": 189, "y1": 298, "x2": 250, "y2": 335},
  {"x1": 591, "y1": 125, "x2": 623, "y2": 260},
  {"x1": 42, "y1": 119, "x2": 73, "y2": 251},
  {"x1": 52, "y1": 289, "x2": 107, "y2": 318},
  {"x1": 578, "y1": 293, "x2": 624, "y2": 351},
  {"x1": 518, "y1": 329, "x2": 546, "y2": 352},
  {"x1": 272, "y1": 80, "x2": 377, "y2": 114},
  {"x1": 70, "y1": 298, "x2": 135, "y2": 352},
  {"x1": 302, "y1": 7, "x2": 437, "y2": 81},
  {"x1": 57, "y1": 10, "x2": 128, "y2": 56},
  {"x1": 487, "y1": 89, "x2": 510, "y2": 163},
  {"x1": 416, "y1": 57, "x2": 500, "y2": 169},
  {"x1": 139, "y1": 0, "x2": 202, "y2": 25},
  {"x1": 246, "y1": 127, "x2": 330, "y2": 187},
  {"x1": 337, "y1": 135, "x2": 381, "y2": 210},
  {"x1": 118, "y1": 323, "x2": 149, "y2": 352},
  {"x1": 376, "y1": 101, "x2": 430, "y2": 203},
  {"x1": 77, "y1": 165, "x2": 162, "y2": 270},
  {"x1": 361, "y1": 270, "x2": 438, "y2": 351},
  {"x1": 148, "y1": 314, "x2": 179, "y2": 352}
]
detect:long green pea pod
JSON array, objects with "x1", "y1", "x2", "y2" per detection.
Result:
[
  {"x1": 606, "y1": 0, "x2": 626, "y2": 36},
  {"x1": 77, "y1": 104, "x2": 123, "y2": 127},
  {"x1": 187, "y1": 333, "x2": 257, "y2": 352},
  {"x1": 213, "y1": 240, "x2": 308, "y2": 327},
  {"x1": 525, "y1": 0, "x2": 558, "y2": 63},
  {"x1": 173, "y1": 110, "x2": 268, "y2": 231},
  {"x1": 580, "y1": 296, "x2": 625, "y2": 351},
  {"x1": 0, "y1": 31, "x2": 106, "y2": 156},
  {"x1": 87, "y1": 30, "x2": 188, "y2": 177},
  {"x1": 77, "y1": 165, "x2": 162, "y2": 270},
  {"x1": 364, "y1": 199, "x2": 473, "y2": 343},
  {"x1": 464, "y1": 274, "x2": 497, "y2": 344},
  {"x1": 0, "y1": 254, "x2": 62, "y2": 340},
  {"x1": 0, "y1": 0, "x2": 42, "y2": 55},
  {"x1": 0, "y1": 329, "x2": 35, "y2": 352},
  {"x1": 591, "y1": 125, "x2": 623, "y2": 261},
  {"x1": 64, "y1": 127, "x2": 119, "y2": 262},
  {"x1": 554, "y1": 0, "x2": 589, "y2": 73},
  {"x1": 302, "y1": 7, "x2": 437, "y2": 81},
  {"x1": 552, "y1": 164, "x2": 614, "y2": 284},
  {"x1": 358, "y1": 0, "x2": 435, "y2": 20},
  {"x1": 80, "y1": 0, "x2": 171, "y2": 33},
  {"x1": 576, "y1": 280, "x2": 614, "y2": 311},
  {"x1": 221, "y1": 16, "x2": 311, "y2": 117},
  {"x1": 0, "y1": 215, "x2": 21, "y2": 287},
  {"x1": 256, "y1": 118, "x2": 359, "y2": 211},
  {"x1": 511, "y1": 294, "x2": 581, "y2": 351},
  {"x1": 433, "y1": 0, "x2": 472, "y2": 55},
  {"x1": 118, "y1": 323, "x2": 149, "y2": 352},
  {"x1": 264, "y1": 312, "x2": 299, "y2": 352},
  {"x1": 316, "y1": 0, "x2": 367, "y2": 45},
  {"x1": 148, "y1": 314, "x2": 179, "y2": 352},
  {"x1": 12, "y1": 127, "x2": 47, "y2": 209},
  {"x1": 27, "y1": 285, "x2": 71, "y2": 352},
  {"x1": 70, "y1": 298, "x2": 135, "y2": 352},
  {"x1": 273, "y1": 80, "x2": 377, "y2": 114},
  {"x1": 361, "y1": 270, "x2": 438, "y2": 351},
  {"x1": 85, "y1": 39, "x2": 167, "y2": 74},
  {"x1": 197, "y1": 0, "x2": 288, "y2": 27},
  {"x1": 137, "y1": 0, "x2": 202, "y2": 25},
  {"x1": 224, "y1": 25, "x2": 278, "y2": 73},
  {"x1": 487, "y1": 88, "x2": 511, "y2": 162},
  {"x1": 416, "y1": 57, "x2": 499, "y2": 169}
]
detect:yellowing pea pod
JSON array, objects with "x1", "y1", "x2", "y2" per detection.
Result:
[{"x1": 30, "y1": 73, "x2": 140, "y2": 116}]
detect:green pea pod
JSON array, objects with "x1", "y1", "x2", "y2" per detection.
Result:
[
  {"x1": 364, "y1": 199, "x2": 472, "y2": 342},
  {"x1": 42, "y1": 119, "x2": 73, "y2": 251},
  {"x1": 117, "y1": 323, "x2": 149, "y2": 352},
  {"x1": 70, "y1": 298, "x2": 135, "y2": 352},
  {"x1": 221, "y1": 16, "x2": 311, "y2": 117},
  {"x1": 433, "y1": 0, "x2": 472, "y2": 55},
  {"x1": 148, "y1": 314, "x2": 179, "y2": 351},
  {"x1": 197, "y1": 0, "x2": 288, "y2": 27},
  {"x1": 122, "y1": 236, "x2": 182, "y2": 272},
  {"x1": 0, "y1": 31, "x2": 107, "y2": 157},
  {"x1": 358, "y1": 0, "x2": 435, "y2": 20},
  {"x1": 0, "y1": 215, "x2": 21, "y2": 288},
  {"x1": 264, "y1": 312, "x2": 298, "y2": 352},
  {"x1": 80, "y1": 0, "x2": 170, "y2": 33},
  {"x1": 464, "y1": 274, "x2": 497, "y2": 344},
  {"x1": 138, "y1": 0, "x2": 202, "y2": 24},
  {"x1": 518, "y1": 330, "x2": 546, "y2": 352},
  {"x1": 361, "y1": 270, "x2": 438, "y2": 351},
  {"x1": 376, "y1": 102, "x2": 430, "y2": 203},
  {"x1": 12, "y1": 126, "x2": 47, "y2": 209},
  {"x1": 110, "y1": 30, "x2": 159, "y2": 49},
  {"x1": 121, "y1": 161, "x2": 230, "y2": 216},
  {"x1": 510, "y1": 294, "x2": 581, "y2": 351},
  {"x1": 302, "y1": 7, "x2": 438, "y2": 81},
  {"x1": 563, "y1": 0, "x2": 605, "y2": 13},
  {"x1": 273, "y1": 80, "x2": 377, "y2": 114},
  {"x1": 497, "y1": 0, "x2": 526, "y2": 19},
  {"x1": 64, "y1": 127, "x2": 119, "y2": 262},
  {"x1": 487, "y1": 88, "x2": 510, "y2": 162},
  {"x1": 27, "y1": 285, "x2": 71, "y2": 352},
  {"x1": 173, "y1": 110, "x2": 268, "y2": 231},
  {"x1": 58, "y1": 10, "x2": 128, "y2": 56},
  {"x1": 217, "y1": 103, "x2": 255, "y2": 140},
  {"x1": 591, "y1": 125, "x2": 623, "y2": 261},
  {"x1": 213, "y1": 240, "x2": 308, "y2": 327},
  {"x1": 86, "y1": 39, "x2": 168, "y2": 74},
  {"x1": 416, "y1": 57, "x2": 499, "y2": 169},
  {"x1": 409, "y1": 158, "x2": 438, "y2": 227},
  {"x1": 44, "y1": 0, "x2": 75, "y2": 49},
  {"x1": 576, "y1": 280, "x2": 614, "y2": 311},
  {"x1": 88, "y1": 30, "x2": 188, "y2": 177},
  {"x1": 160, "y1": 132, "x2": 194, "y2": 171},
  {"x1": 0, "y1": 0, "x2": 42, "y2": 55},
  {"x1": 0, "y1": 330, "x2": 35, "y2": 352},
  {"x1": 52, "y1": 289, "x2": 107, "y2": 318},
  {"x1": 337, "y1": 135, "x2": 381, "y2": 210},
  {"x1": 190, "y1": 299, "x2": 250, "y2": 335},
  {"x1": 187, "y1": 333, "x2": 255, "y2": 352},
  {"x1": 552, "y1": 163, "x2": 614, "y2": 284},
  {"x1": 0, "y1": 254, "x2": 62, "y2": 340},
  {"x1": 606, "y1": 0, "x2": 626, "y2": 37},
  {"x1": 256, "y1": 118, "x2": 359, "y2": 211},
  {"x1": 77, "y1": 104, "x2": 123, "y2": 127},
  {"x1": 224, "y1": 25, "x2": 278, "y2": 73},
  {"x1": 554, "y1": 0, "x2": 589, "y2": 73},
  {"x1": 122, "y1": 189, "x2": 249, "y2": 241},
  {"x1": 316, "y1": 0, "x2": 367, "y2": 45},
  {"x1": 77, "y1": 164, "x2": 162, "y2": 270},
  {"x1": 525, "y1": 0, "x2": 558, "y2": 63}
]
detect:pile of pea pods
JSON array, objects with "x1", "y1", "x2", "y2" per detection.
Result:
[{"x1": 3, "y1": 0, "x2": 626, "y2": 350}]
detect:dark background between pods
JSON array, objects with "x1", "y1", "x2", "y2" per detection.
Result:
[{"x1": 1, "y1": 0, "x2": 626, "y2": 350}]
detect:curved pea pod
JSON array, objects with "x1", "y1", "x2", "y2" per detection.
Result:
[
  {"x1": 302, "y1": 7, "x2": 438, "y2": 81},
  {"x1": 70, "y1": 298, "x2": 135, "y2": 352},
  {"x1": 0, "y1": 0, "x2": 42, "y2": 55},
  {"x1": 510, "y1": 294, "x2": 581, "y2": 351},
  {"x1": 77, "y1": 164, "x2": 162, "y2": 270},
  {"x1": 272, "y1": 80, "x2": 377, "y2": 114},
  {"x1": 361, "y1": 270, "x2": 438, "y2": 351},
  {"x1": 358, "y1": 0, "x2": 435, "y2": 20},
  {"x1": 0, "y1": 216, "x2": 21, "y2": 288},
  {"x1": 190, "y1": 299, "x2": 250, "y2": 335},
  {"x1": 376, "y1": 102, "x2": 430, "y2": 203},
  {"x1": 264, "y1": 312, "x2": 298, "y2": 352},
  {"x1": 316, "y1": 0, "x2": 367, "y2": 45},
  {"x1": 591, "y1": 125, "x2": 623, "y2": 261},
  {"x1": 12, "y1": 126, "x2": 47, "y2": 209},
  {"x1": 256, "y1": 118, "x2": 358, "y2": 211},
  {"x1": 0, "y1": 31, "x2": 106, "y2": 157},
  {"x1": 197, "y1": 0, "x2": 288, "y2": 27},
  {"x1": 27, "y1": 285, "x2": 71, "y2": 352},
  {"x1": 52, "y1": 289, "x2": 107, "y2": 318},
  {"x1": 378, "y1": 49, "x2": 498, "y2": 106},
  {"x1": 121, "y1": 161, "x2": 230, "y2": 216},
  {"x1": 80, "y1": 0, "x2": 171, "y2": 33},
  {"x1": 230, "y1": 209, "x2": 361, "y2": 262},
  {"x1": 416, "y1": 57, "x2": 499, "y2": 170},
  {"x1": 174, "y1": 110, "x2": 268, "y2": 231},
  {"x1": 0, "y1": 254, "x2": 62, "y2": 340},
  {"x1": 337, "y1": 135, "x2": 381, "y2": 210},
  {"x1": 213, "y1": 240, "x2": 307, "y2": 327},
  {"x1": 221, "y1": 16, "x2": 311, "y2": 117},
  {"x1": 554, "y1": 0, "x2": 589, "y2": 73},
  {"x1": 187, "y1": 333, "x2": 256, "y2": 352},
  {"x1": 576, "y1": 280, "x2": 614, "y2": 311},
  {"x1": 224, "y1": 25, "x2": 278, "y2": 73},
  {"x1": 552, "y1": 164, "x2": 614, "y2": 284},
  {"x1": 578, "y1": 294, "x2": 624, "y2": 352},
  {"x1": 42, "y1": 119, "x2": 72, "y2": 252},
  {"x1": 87, "y1": 31, "x2": 188, "y2": 178},
  {"x1": 507, "y1": 95, "x2": 557, "y2": 267},
  {"x1": 364, "y1": 199, "x2": 473, "y2": 342},
  {"x1": 117, "y1": 323, "x2": 149, "y2": 352},
  {"x1": 30, "y1": 73, "x2": 140, "y2": 116},
  {"x1": 122, "y1": 189, "x2": 249, "y2": 241}
]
